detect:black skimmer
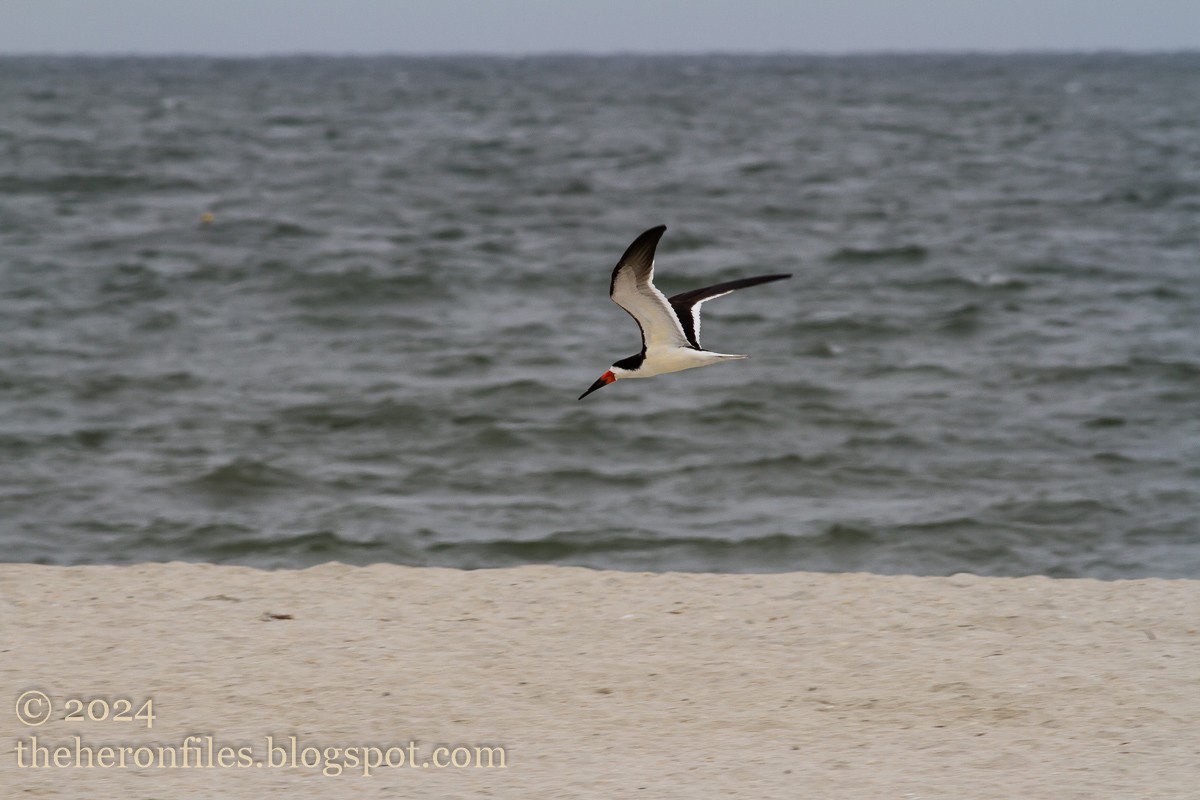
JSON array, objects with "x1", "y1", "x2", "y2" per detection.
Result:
[{"x1": 579, "y1": 225, "x2": 792, "y2": 400}]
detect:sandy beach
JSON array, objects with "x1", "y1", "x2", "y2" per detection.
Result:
[{"x1": 1, "y1": 563, "x2": 1196, "y2": 798}]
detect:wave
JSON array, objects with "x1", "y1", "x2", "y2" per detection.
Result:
[
  {"x1": 898, "y1": 274, "x2": 1029, "y2": 292},
  {"x1": 284, "y1": 267, "x2": 445, "y2": 307},
  {"x1": 197, "y1": 529, "x2": 393, "y2": 563},
  {"x1": 0, "y1": 173, "x2": 201, "y2": 194},
  {"x1": 1018, "y1": 357, "x2": 1200, "y2": 386},
  {"x1": 422, "y1": 529, "x2": 838, "y2": 564},
  {"x1": 278, "y1": 398, "x2": 437, "y2": 432},
  {"x1": 829, "y1": 244, "x2": 928, "y2": 263},
  {"x1": 72, "y1": 370, "x2": 200, "y2": 401},
  {"x1": 935, "y1": 302, "x2": 984, "y2": 335},
  {"x1": 785, "y1": 312, "x2": 907, "y2": 337},
  {"x1": 182, "y1": 459, "x2": 309, "y2": 498}
]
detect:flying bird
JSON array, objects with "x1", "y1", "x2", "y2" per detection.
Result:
[{"x1": 579, "y1": 225, "x2": 791, "y2": 399}]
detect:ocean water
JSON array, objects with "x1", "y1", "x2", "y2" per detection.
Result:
[{"x1": 1, "y1": 54, "x2": 1198, "y2": 578}]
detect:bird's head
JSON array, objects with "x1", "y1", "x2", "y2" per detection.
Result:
[{"x1": 578, "y1": 369, "x2": 617, "y2": 400}]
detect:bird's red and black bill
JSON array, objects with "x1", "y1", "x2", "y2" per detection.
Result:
[{"x1": 578, "y1": 370, "x2": 616, "y2": 400}]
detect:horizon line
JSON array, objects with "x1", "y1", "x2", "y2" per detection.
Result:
[{"x1": 2, "y1": 46, "x2": 1198, "y2": 59}]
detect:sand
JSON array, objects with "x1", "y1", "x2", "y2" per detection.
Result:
[{"x1": 1, "y1": 563, "x2": 1196, "y2": 798}]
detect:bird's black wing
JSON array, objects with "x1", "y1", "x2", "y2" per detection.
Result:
[
  {"x1": 668, "y1": 273, "x2": 792, "y2": 349},
  {"x1": 608, "y1": 225, "x2": 690, "y2": 351}
]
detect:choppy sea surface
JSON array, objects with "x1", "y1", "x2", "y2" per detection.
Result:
[{"x1": 2, "y1": 54, "x2": 1198, "y2": 578}]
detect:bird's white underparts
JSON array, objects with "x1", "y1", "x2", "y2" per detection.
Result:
[{"x1": 579, "y1": 225, "x2": 792, "y2": 400}]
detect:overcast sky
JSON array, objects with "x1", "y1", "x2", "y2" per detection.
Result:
[{"x1": 2, "y1": 0, "x2": 1198, "y2": 55}]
